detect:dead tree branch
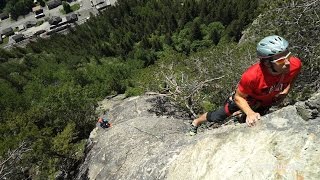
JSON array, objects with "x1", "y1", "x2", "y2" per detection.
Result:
[{"x1": 0, "y1": 141, "x2": 32, "y2": 179}]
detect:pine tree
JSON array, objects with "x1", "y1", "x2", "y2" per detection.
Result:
[
  {"x1": 62, "y1": 2, "x2": 72, "y2": 14},
  {"x1": 210, "y1": 30, "x2": 220, "y2": 45},
  {"x1": 190, "y1": 20, "x2": 202, "y2": 40},
  {"x1": 164, "y1": 33, "x2": 173, "y2": 45},
  {"x1": 168, "y1": 14, "x2": 178, "y2": 32}
]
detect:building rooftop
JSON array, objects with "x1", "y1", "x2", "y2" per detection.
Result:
[
  {"x1": 32, "y1": 5, "x2": 41, "y2": 12},
  {"x1": 92, "y1": 0, "x2": 105, "y2": 6},
  {"x1": 0, "y1": 12, "x2": 9, "y2": 20}
]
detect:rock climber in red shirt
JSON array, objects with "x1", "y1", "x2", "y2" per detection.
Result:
[{"x1": 189, "y1": 35, "x2": 302, "y2": 135}]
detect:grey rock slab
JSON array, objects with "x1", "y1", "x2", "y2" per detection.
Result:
[
  {"x1": 77, "y1": 92, "x2": 320, "y2": 180},
  {"x1": 81, "y1": 116, "x2": 195, "y2": 180},
  {"x1": 167, "y1": 101, "x2": 320, "y2": 180}
]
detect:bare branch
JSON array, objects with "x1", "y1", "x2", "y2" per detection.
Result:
[
  {"x1": 0, "y1": 141, "x2": 32, "y2": 179},
  {"x1": 185, "y1": 100, "x2": 197, "y2": 118},
  {"x1": 184, "y1": 76, "x2": 225, "y2": 100},
  {"x1": 297, "y1": 0, "x2": 319, "y2": 8}
]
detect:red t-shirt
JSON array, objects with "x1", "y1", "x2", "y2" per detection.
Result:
[{"x1": 237, "y1": 56, "x2": 302, "y2": 106}]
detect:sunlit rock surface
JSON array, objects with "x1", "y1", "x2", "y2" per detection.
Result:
[{"x1": 76, "y1": 92, "x2": 320, "y2": 180}]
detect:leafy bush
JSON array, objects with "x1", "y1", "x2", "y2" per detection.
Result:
[
  {"x1": 201, "y1": 100, "x2": 215, "y2": 112},
  {"x1": 133, "y1": 42, "x2": 256, "y2": 116},
  {"x1": 125, "y1": 87, "x2": 144, "y2": 97}
]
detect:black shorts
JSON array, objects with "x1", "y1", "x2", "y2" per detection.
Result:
[{"x1": 206, "y1": 96, "x2": 270, "y2": 123}]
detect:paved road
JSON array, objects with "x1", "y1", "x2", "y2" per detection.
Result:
[
  {"x1": 0, "y1": 0, "x2": 95, "y2": 30},
  {"x1": 0, "y1": 0, "x2": 119, "y2": 31},
  {"x1": 1, "y1": 0, "x2": 120, "y2": 48},
  {"x1": 0, "y1": 0, "x2": 104, "y2": 34}
]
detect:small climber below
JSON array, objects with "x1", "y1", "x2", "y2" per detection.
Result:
[{"x1": 98, "y1": 116, "x2": 112, "y2": 129}]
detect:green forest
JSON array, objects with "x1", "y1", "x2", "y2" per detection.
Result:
[{"x1": 1, "y1": 0, "x2": 319, "y2": 179}]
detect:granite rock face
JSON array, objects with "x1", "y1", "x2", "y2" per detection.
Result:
[{"x1": 76, "y1": 92, "x2": 320, "y2": 180}]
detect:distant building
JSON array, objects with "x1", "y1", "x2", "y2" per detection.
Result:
[
  {"x1": 12, "y1": 34, "x2": 25, "y2": 43},
  {"x1": 93, "y1": 0, "x2": 105, "y2": 5},
  {"x1": 93, "y1": 0, "x2": 111, "y2": 11},
  {"x1": 1, "y1": 27, "x2": 14, "y2": 37},
  {"x1": 24, "y1": 21, "x2": 37, "y2": 28},
  {"x1": 33, "y1": 6, "x2": 45, "y2": 18},
  {"x1": 66, "y1": 13, "x2": 78, "y2": 23},
  {"x1": 48, "y1": 16, "x2": 62, "y2": 25},
  {"x1": 32, "y1": 5, "x2": 41, "y2": 13},
  {"x1": 0, "y1": 13, "x2": 9, "y2": 20},
  {"x1": 47, "y1": 0, "x2": 62, "y2": 10},
  {"x1": 96, "y1": 2, "x2": 109, "y2": 10}
]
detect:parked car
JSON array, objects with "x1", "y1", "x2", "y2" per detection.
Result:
[
  {"x1": 35, "y1": 9, "x2": 45, "y2": 19},
  {"x1": 47, "y1": 0, "x2": 62, "y2": 10},
  {"x1": 12, "y1": 34, "x2": 25, "y2": 43},
  {"x1": 1, "y1": 27, "x2": 14, "y2": 37},
  {"x1": 66, "y1": 13, "x2": 78, "y2": 23}
]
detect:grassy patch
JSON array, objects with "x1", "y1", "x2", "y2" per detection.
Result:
[
  {"x1": 14, "y1": 27, "x2": 19, "y2": 32},
  {"x1": 71, "y1": 4, "x2": 81, "y2": 11},
  {"x1": 0, "y1": 37, "x2": 9, "y2": 48},
  {"x1": 60, "y1": 8, "x2": 67, "y2": 14},
  {"x1": 36, "y1": 20, "x2": 44, "y2": 26},
  {"x1": 60, "y1": 4, "x2": 80, "y2": 14}
]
